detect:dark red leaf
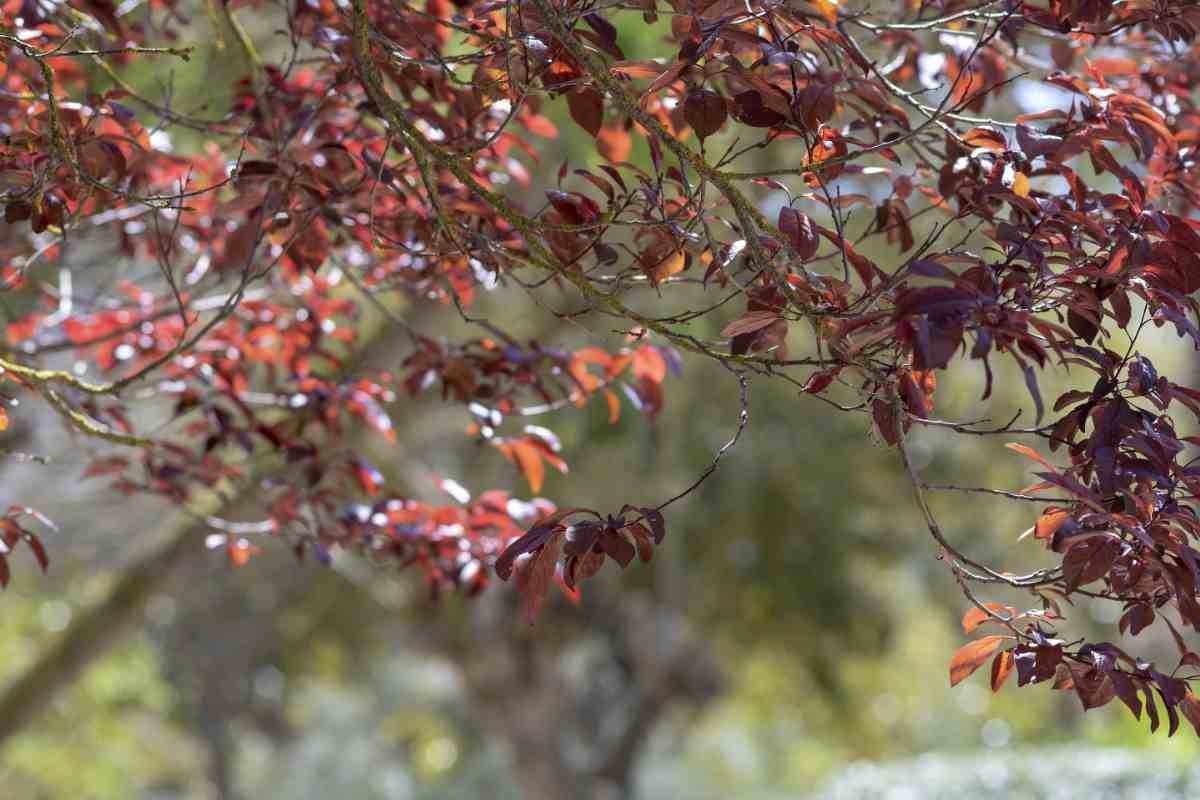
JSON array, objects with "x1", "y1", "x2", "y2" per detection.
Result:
[
  {"x1": 639, "y1": 507, "x2": 666, "y2": 543},
  {"x1": 567, "y1": 87, "x2": 605, "y2": 138},
  {"x1": 598, "y1": 527, "x2": 635, "y2": 567},
  {"x1": 872, "y1": 399, "x2": 898, "y2": 446},
  {"x1": 25, "y1": 533, "x2": 49, "y2": 573},
  {"x1": 721, "y1": 310, "x2": 782, "y2": 338},
  {"x1": 684, "y1": 90, "x2": 727, "y2": 141},
  {"x1": 733, "y1": 91, "x2": 786, "y2": 128},
  {"x1": 515, "y1": 535, "x2": 560, "y2": 624},
  {"x1": 778, "y1": 207, "x2": 818, "y2": 260},
  {"x1": 495, "y1": 509, "x2": 584, "y2": 580}
]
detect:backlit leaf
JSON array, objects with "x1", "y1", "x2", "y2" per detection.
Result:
[
  {"x1": 1012, "y1": 171, "x2": 1031, "y2": 197},
  {"x1": 962, "y1": 126, "x2": 1007, "y2": 151},
  {"x1": 950, "y1": 635, "x2": 1007, "y2": 686},
  {"x1": 990, "y1": 650, "x2": 1014, "y2": 692},
  {"x1": 962, "y1": 603, "x2": 1017, "y2": 633},
  {"x1": 516, "y1": 535, "x2": 560, "y2": 624}
]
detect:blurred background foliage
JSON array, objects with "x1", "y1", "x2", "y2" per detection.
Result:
[{"x1": 2, "y1": 3, "x2": 1199, "y2": 798}]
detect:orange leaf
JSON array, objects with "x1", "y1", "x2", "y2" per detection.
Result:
[
  {"x1": 568, "y1": 359, "x2": 601, "y2": 395},
  {"x1": 949, "y1": 635, "x2": 1007, "y2": 686},
  {"x1": 227, "y1": 539, "x2": 260, "y2": 567},
  {"x1": 990, "y1": 650, "x2": 1014, "y2": 692},
  {"x1": 0, "y1": 406, "x2": 7, "y2": 431},
  {"x1": 631, "y1": 346, "x2": 667, "y2": 384},
  {"x1": 606, "y1": 352, "x2": 633, "y2": 379},
  {"x1": 604, "y1": 389, "x2": 621, "y2": 423},
  {"x1": 510, "y1": 440, "x2": 545, "y2": 493},
  {"x1": 640, "y1": 61, "x2": 689, "y2": 103},
  {"x1": 596, "y1": 123, "x2": 631, "y2": 162},
  {"x1": 574, "y1": 347, "x2": 612, "y2": 366},
  {"x1": 523, "y1": 114, "x2": 558, "y2": 139},
  {"x1": 1005, "y1": 442, "x2": 1055, "y2": 471},
  {"x1": 962, "y1": 603, "x2": 1017, "y2": 633},
  {"x1": 646, "y1": 249, "x2": 685, "y2": 283},
  {"x1": 812, "y1": 0, "x2": 839, "y2": 24},
  {"x1": 610, "y1": 60, "x2": 670, "y2": 80},
  {"x1": 1035, "y1": 510, "x2": 1070, "y2": 541},
  {"x1": 554, "y1": 561, "x2": 582, "y2": 605},
  {"x1": 1012, "y1": 171, "x2": 1031, "y2": 198},
  {"x1": 962, "y1": 126, "x2": 1007, "y2": 151}
]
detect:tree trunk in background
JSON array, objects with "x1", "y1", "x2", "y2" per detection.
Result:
[
  {"x1": 440, "y1": 589, "x2": 723, "y2": 800},
  {"x1": 199, "y1": 712, "x2": 235, "y2": 800},
  {"x1": 0, "y1": 518, "x2": 206, "y2": 746}
]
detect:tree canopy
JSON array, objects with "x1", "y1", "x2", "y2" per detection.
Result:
[{"x1": 5, "y1": 0, "x2": 1200, "y2": 741}]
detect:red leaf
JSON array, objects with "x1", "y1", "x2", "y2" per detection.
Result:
[
  {"x1": 516, "y1": 535, "x2": 560, "y2": 624},
  {"x1": 801, "y1": 369, "x2": 839, "y2": 395},
  {"x1": 872, "y1": 399, "x2": 898, "y2": 446},
  {"x1": 349, "y1": 457, "x2": 384, "y2": 496},
  {"x1": 721, "y1": 310, "x2": 782, "y2": 338},
  {"x1": 1145, "y1": 684, "x2": 1160, "y2": 733},
  {"x1": 1067, "y1": 661, "x2": 1116, "y2": 711},
  {"x1": 494, "y1": 509, "x2": 583, "y2": 580},
  {"x1": 636, "y1": 507, "x2": 666, "y2": 543},
  {"x1": 733, "y1": 90, "x2": 786, "y2": 128},
  {"x1": 1180, "y1": 692, "x2": 1200, "y2": 737},
  {"x1": 684, "y1": 89, "x2": 727, "y2": 141},
  {"x1": 567, "y1": 87, "x2": 604, "y2": 138},
  {"x1": 6, "y1": 316, "x2": 40, "y2": 344},
  {"x1": 778, "y1": 207, "x2": 818, "y2": 260},
  {"x1": 566, "y1": 548, "x2": 606, "y2": 588},
  {"x1": 1111, "y1": 672, "x2": 1142, "y2": 719},
  {"x1": 25, "y1": 533, "x2": 48, "y2": 573},
  {"x1": 626, "y1": 522, "x2": 654, "y2": 562},
  {"x1": 598, "y1": 527, "x2": 635, "y2": 567}
]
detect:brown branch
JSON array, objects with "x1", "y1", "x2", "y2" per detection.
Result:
[{"x1": 894, "y1": 397, "x2": 1058, "y2": 588}]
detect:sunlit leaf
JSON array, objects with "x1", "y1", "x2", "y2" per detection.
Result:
[{"x1": 950, "y1": 636, "x2": 1007, "y2": 686}]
